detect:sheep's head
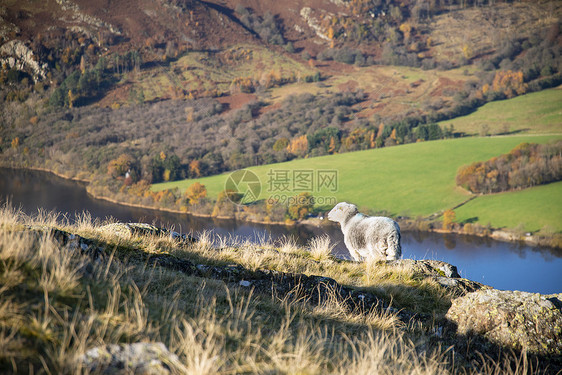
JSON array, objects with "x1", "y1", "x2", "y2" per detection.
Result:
[{"x1": 327, "y1": 202, "x2": 358, "y2": 223}]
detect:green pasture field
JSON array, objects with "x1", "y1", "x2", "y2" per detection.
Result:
[
  {"x1": 437, "y1": 86, "x2": 562, "y2": 136},
  {"x1": 454, "y1": 181, "x2": 562, "y2": 233},
  {"x1": 153, "y1": 135, "x2": 561, "y2": 230}
]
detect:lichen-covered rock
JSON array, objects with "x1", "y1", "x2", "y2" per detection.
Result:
[
  {"x1": 390, "y1": 259, "x2": 461, "y2": 278},
  {"x1": 100, "y1": 222, "x2": 196, "y2": 243},
  {"x1": 78, "y1": 342, "x2": 183, "y2": 374},
  {"x1": 446, "y1": 289, "x2": 562, "y2": 356},
  {"x1": 388, "y1": 259, "x2": 486, "y2": 295}
]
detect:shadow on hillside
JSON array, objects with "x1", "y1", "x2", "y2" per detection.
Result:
[
  {"x1": 497, "y1": 128, "x2": 530, "y2": 136},
  {"x1": 461, "y1": 217, "x2": 479, "y2": 224},
  {"x1": 200, "y1": 1, "x2": 260, "y2": 38},
  {"x1": 441, "y1": 320, "x2": 562, "y2": 373},
  {"x1": 140, "y1": 48, "x2": 222, "y2": 70}
]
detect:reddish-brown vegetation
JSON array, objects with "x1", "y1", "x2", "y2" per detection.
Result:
[{"x1": 456, "y1": 142, "x2": 562, "y2": 194}]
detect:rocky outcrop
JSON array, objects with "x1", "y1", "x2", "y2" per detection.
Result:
[
  {"x1": 55, "y1": 0, "x2": 121, "y2": 37},
  {"x1": 0, "y1": 40, "x2": 48, "y2": 82},
  {"x1": 78, "y1": 342, "x2": 183, "y2": 374},
  {"x1": 300, "y1": 7, "x2": 331, "y2": 41},
  {"x1": 100, "y1": 222, "x2": 197, "y2": 243},
  {"x1": 389, "y1": 259, "x2": 486, "y2": 294},
  {"x1": 390, "y1": 259, "x2": 461, "y2": 278},
  {"x1": 446, "y1": 289, "x2": 562, "y2": 356}
]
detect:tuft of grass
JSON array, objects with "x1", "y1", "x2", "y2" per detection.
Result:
[
  {"x1": 37, "y1": 236, "x2": 83, "y2": 296},
  {"x1": 279, "y1": 235, "x2": 301, "y2": 255},
  {"x1": 343, "y1": 329, "x2": 450, "y2": 375},
  {"x1": 308, "y1": 235, "x2": 336, "y2": 261}
]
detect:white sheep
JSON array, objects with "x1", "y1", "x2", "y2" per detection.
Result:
[{"x1": 328, "y1": 202, "x2": 402, "y2": 261}]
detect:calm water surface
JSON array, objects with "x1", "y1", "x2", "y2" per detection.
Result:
[{"x1": 1, "y1": 167, "x2": 561, "y2": 294}]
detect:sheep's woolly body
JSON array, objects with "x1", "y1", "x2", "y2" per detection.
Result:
[{"x1": 328, "y1": 202, "x2": 402, "y2": 261}]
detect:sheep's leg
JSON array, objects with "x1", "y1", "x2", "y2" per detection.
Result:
[
  {"x1": 344, "y1": 238, "x2": 362, "y2": 261},
  {"x1": 385, "y1": 232, "x2": 401, "y2": 260},
  {"x1": 367, "y1": 241, "x2": 386, "y2": 261},
  {"x1": 385, "y1": 245, "x2": 398, "y2": 260}
]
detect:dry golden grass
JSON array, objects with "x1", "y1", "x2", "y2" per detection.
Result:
[
  {"x1": 308, "y1": 235, "x2": 336, "y2": 261},
  {"x1": 0, "y1": 203, "x2": 546, "y2": 374}
]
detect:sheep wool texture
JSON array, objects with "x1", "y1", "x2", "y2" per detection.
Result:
[{"x1": 328, "y1": 202, "x2": 402, "y2": 261}]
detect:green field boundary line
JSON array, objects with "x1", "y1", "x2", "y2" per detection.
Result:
[
  {"x1": 450, "y1": 195, "x2": 478, "y2": 211},
  {"x1": 487, "y1": 133, "x2": 562, "y2": 138},
  {"x1": 429, "y1": 195, "x2": 478, "y2": 220}
]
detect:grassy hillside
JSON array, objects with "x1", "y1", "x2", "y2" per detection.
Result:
[
  {"x1": 132, "y1": 44, "x2": 317, "y2": 103},
  {"x1": 154, "y1": 135, "x2": 562, "y2": 231},
  {"x1": 454, "y1": 181, "x2": 562, "y2": 233},
  {"x1": 267, "y1": 64, "x2": 473, "y2": 119},
  {"x1": 0, "y1": 204, "x2": 507, "y2": 374},
  {"x1": 437, "y1": 86, "x2": 562, "y2": 136}
]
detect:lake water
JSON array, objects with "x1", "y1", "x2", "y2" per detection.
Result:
[{"x1": 1, "y1": 167, "x2": 561, "y2": 294}]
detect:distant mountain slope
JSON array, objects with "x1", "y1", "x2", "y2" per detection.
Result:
[
  {"x1": 2, "y1": 0, "x2": 255, "y2": 51},
  {"x1": 1, "y1": 0, "x2": 561, "y2": 216}
]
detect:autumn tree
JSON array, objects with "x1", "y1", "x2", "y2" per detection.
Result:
[
  {"x1": 108, "y1": 154, "x2": 136, "y2": 179},
  {"x1": 491, "y1": 70, "x2": 527, "y2": 98},
  {"x1": 128, "y1": 179, "x2": 151, "y2": 198},
  {"x1": 212, "y1": 189, "x2": 242, "y2": 218},
  {"x1": 287, "y1": 135, "x2": 309, "y2": 157},
  {"x1": 185, "y1": 182, "x2": 207, "y2": 205},
  {"x1": 273, "y1": 138, "x2": 289, "y2": 152},
  {"x1": 287, "y1": 192, "x2": 314, "y2": 220},
  {"x1": 189, "y1": 160, "x2": 201, "y2": 178},
  {"x1": 340, "y1": 128, "x2": 372, "y2": 152},
  {"x1": 80, "y1": 55, "x2": 86, "y2": 74},
  {"x1": 456, "y1": 141, "x2": 562, "y2": 194},
  {"x1": 230, "y1": 77, "x2": 255, "y2": 94},
  {"x1": 442, "y1": 209, "x2": 456, "y2": 230},
  {"x1": 399, "y1": 23, "x2": 412, "y2": 42},
  {"x1": 328, "y1": 136, "x2": 337, "y2": 154},
  {"x1": 462, "y1": 44, "x2": 473, "y2": 60},
  {"x1": 328, "y1": 26, "x2": 335, "y2": 48}
]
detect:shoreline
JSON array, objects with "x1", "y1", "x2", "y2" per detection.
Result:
[
  {"x1": 95, "y1": 194, "x2": 292, "y2": 225},
  {"x1": 2, "y1": 165, "x2": 559, "y2": 248},
  {"x1": 85, "y1": 187, "x2": 291, "y2": 226},
  {"x1": 24, "y1": 165, "x2": 91, "y2": 184}
]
